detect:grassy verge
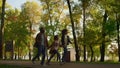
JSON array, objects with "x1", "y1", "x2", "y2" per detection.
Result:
[
  {"x1": 0, "y1": 64, "x2": 23, "y2": 68},
  {"x1": 70, "y1": 61, "x2": 120, "y2": 64}
]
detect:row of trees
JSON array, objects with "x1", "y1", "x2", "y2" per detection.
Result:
[{"x1": 0, "y1": 0, "x2": 120, "y2": 62}]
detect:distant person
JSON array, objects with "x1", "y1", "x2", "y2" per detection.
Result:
[
  {"x1": 61, "y1": 29, "x2": 72, "y2": 63},
  {"x1": 46, "y1": 35, "x2": 61, "y2": 65},
  {"x1": 32, "y1": 27, "x2": 48, "y2": 66}
]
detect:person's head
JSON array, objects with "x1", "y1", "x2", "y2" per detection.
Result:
[
  {"x1": 62, "y1": 29, "x2": 68, "y2": 35},
  {"x1": 40, "y1": 27, "x2": 45, "y2": 33},
  {"x1": 54, "y1": 35, "x2": 59, "y2": 40}
]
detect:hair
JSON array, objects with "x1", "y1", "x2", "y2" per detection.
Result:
[
  {"x1": 39, "y1": 27, "x2": 45, "y2": 33},
  {"x1": 54, "y1": 35, "x2": 59, "y2": 40},
  {"x1": 62, "y1": 29, "x2": 68, "y2": 35}
]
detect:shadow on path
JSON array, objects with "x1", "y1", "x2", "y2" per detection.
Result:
[{"x1": 0, "y1": 60, "x2": 120, "y2": 68}]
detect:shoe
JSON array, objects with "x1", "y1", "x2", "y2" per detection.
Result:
[
  {"x1": 41, "y1": 64, "x2": 46, "y2": 67},
  {"x1": 59, "y1": 62, "x2": 62, "y2": 65},
  {"x1": 46, "y1": 62, "x2": 50, "y2": 65},
  {"x1": 60, "y1": 61, "x2": 65, "y2": 65},
  {"x1": 32, "y1": 60, "x2": 35, "y2": 64},
  {"x1": 43, "y1": 64, "x2": 46, "y2": 66}
]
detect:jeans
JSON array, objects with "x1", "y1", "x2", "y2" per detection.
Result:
[
  {"x1": 47, "y1": 50, "x2": 61, "y2": 63},
  {"x1": 62, "y1": 46, "x2": 67, "y2": 62},
  {"x1": 32, "y1": 45, "x2": 46, "y2": 65}
]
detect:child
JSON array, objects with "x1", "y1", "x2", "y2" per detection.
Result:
[{"x1": 46, "y1": 35, "x2": 61, "y2": 65}]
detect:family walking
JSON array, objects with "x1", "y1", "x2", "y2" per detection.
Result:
[{"x1": 32, "y1": 27, "x2": 71, "y2": 66}]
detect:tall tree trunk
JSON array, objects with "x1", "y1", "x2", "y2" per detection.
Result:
[
  {"x1": 100, "y1": 10, "x2": 107, "y2": 62},
  {"x1": 82, "y1": 0, "x2": 86, "y2": 62},
  {"x1": 66, "y1": 0, "x2": 80, "y2": 61},
  {"x1": 29, "y1": 22, "x2": 32, "y2": 60},
  {"x1": 18, "y1": 46, "x2": 20, "y2": 59},
  {"x1": 90, "y1": 45, "x2": 94, "y2": 62},
  {"x1": 0, "y1": 0, "x2": 6, "y2": 59},
  {"x1": 117, "y1": 20, "x2": 120, "y2": 62},
  {"x1": 116, "y1": 13, "x2": 120, "y2": 62}
]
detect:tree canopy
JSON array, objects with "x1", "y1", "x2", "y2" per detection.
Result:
[{"x1": 0, "y1": 0, "x2": 120, "y2": 62}]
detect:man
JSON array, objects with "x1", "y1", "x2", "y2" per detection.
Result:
[{"x1": 32, "y1": 27, "x2": 48, "y2": 66}]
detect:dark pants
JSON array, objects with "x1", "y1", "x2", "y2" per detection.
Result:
[
  {"x1": 47, "y1": 50, "x2": 61, "y2": 63},
  {"x1": 32, "y1": 45, "x2": 46, "y2": 65},
  {"x1": 62, "y1": 46, "x2": 67, "y2": 62}
]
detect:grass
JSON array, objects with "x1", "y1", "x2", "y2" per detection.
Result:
[
  {"x1": 69, "y1": 61, "x2": 120, "y2": 64},
  {"x1": 0, "y1": 64, "x2": 23, "y2": 68}
]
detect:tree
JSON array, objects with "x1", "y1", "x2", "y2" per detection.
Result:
[
  {"x1": 0, "y1": 0, "x2": 6, "y2": 59},
  {"x1": 98, "y1": 0, "x2": 119, "y2": 62},
  {"x1": 72, "y1": 1, "x2": 82, "y2": 61},
  {"x1": 21, "y1": 1, "x2": 41, "y2": 60},
  {"x1": 39, "y1": 0, "x2": 67, "y2": 36},
  {"x1": 117, "y1": 13, "x2": 120, "y2": 62},
  {"x1": 100, "y1": 10, "x2": 108, "y2": 62},
  {"x1": 112, "y1": 0, "x2": 120, "y2": 62},
  {"x1": 80, "y1": 0, "x2": 90, "y2": 62},
  {"x1": 66, "y1": 0, "x2": 80, "y2": 61},
  {"x1": 86, "y1": 1, "x2": 103, "y2": 62},
  {"x1": 96, "y1": 0, "x2": 111, "y2": 62},
  {"x1": 4, "y1": 8, "x2": 30, "y2": 60}
]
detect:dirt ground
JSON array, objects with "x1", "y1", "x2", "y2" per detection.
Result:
[{"x1": 0, "y1": 60, "x2": 120, "y2": 68}]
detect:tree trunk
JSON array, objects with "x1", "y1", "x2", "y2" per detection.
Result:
[
  {"x1": 18, "y1": 46, "x2": 20, "y2": 59},
  {"x1": 100, "y1": 10, "x2": 107, "y2": 62},
  {"x1": 0, "y1": 0, "x2": 6, "y2": 59},
  {"x1": 90, "y1": 45, "x2": 94, "y2": 62},
  {"x1": 29, "y1": 22, "x2": 32, "y2": 60},
  {"x1": 82, "y1": 0, "x2": 87, "y2": 62},
  {"x1": 116, "y1": 13, "x2": 120, "y2": 62},
  {"x1": 66, "y1": 0, "x2": 80, "y2": 61}
]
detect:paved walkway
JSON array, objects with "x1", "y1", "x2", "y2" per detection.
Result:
[{"x1": 0, "y1": 60, "x2": 120, "y2": 68}]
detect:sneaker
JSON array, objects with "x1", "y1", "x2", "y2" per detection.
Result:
[
  {"x1": 43, "y1": 64, "x2": 46, "y2": 66},
  {"x1": 60, "y1": 61, "x2": 66, "y2": 65},
  {"x1": 32, "y1": 60, "x2": 35, "y2": 64},
  {"x1": 41, "y1": 64, "x2": 46, "y2": 67},
  {"x1": 59, "y1": 62, "x2": 62, "y2": 65},
  {"x1": 46, "y1": 62, "x2": 50, "y2": 65}
]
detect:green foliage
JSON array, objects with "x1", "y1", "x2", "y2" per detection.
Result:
[
  {"x1": 0, "y1": 0, "x2": 2, "y2": 16},
  {"x1": 39, "y1": 0, "x2": 69, "y2": 38},
  {"x1": 21, "y1": 1, "x2": 41, "y2": 24},
  {"x1": 2, "y1": 0, "x2": 120, "y2": 61},
  {"x1": 4, "y1": 8, "x2": 31, "y2": 59},
  {"x1": 105, "y1": 19, "x2": 116, "y2": 37}
]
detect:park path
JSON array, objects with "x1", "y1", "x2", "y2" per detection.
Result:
[{"x1": 0, "y1": 60, "x2": 120, "y2": 68}]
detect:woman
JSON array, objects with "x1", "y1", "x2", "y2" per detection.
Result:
[{"x1": 61, "y1": 29, "x2": 71, "y2": 63}]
